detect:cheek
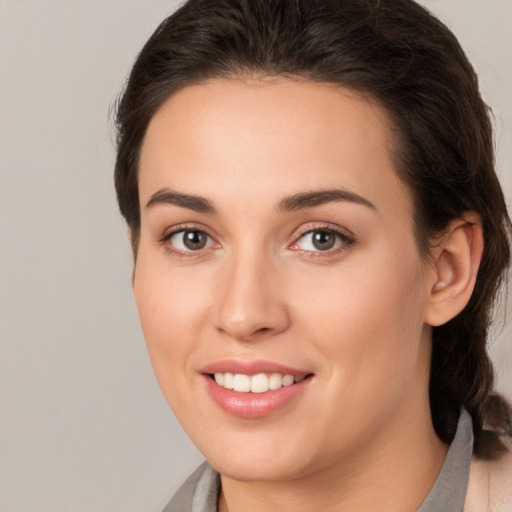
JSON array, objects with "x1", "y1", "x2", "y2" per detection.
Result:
[
  {"x1": 294, "y1": 247, "x2": 428, "y2": 399},
  {"x1": 132, "y1": 253, "x2": 211, "y2": 395}
]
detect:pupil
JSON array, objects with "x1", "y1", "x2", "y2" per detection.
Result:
[
  {"x1": 183, "y1": 230, "x2": 206, "y2": 250},
  {"x1": 313, "y1": 230, "x2": 335, "y2": 250}
]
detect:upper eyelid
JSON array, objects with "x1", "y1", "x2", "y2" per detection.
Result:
[
  {"x1": 160, "y1": 223, "x2": 216, "y2": 241},
  {"x1": 160, "y1": 226, "x2": 218, "y2": 257},
  {"x1": 158, "y1": 222, "x2": 354, "y2": 249},
  {"x1": 287, "y1": 224, "x2": 355, "y2": 255},
  {"x1": 291, "y1": 222, "x2": 355, "y2": 240}
]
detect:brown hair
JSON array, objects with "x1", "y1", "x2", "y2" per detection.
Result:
[{"x1": 114, "y1": 0, "x2": 512, "y2": 456}]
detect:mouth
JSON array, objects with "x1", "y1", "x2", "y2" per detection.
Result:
[
  {"x1": 200, "y1": 362, "x2": 314, "y2": 418},
  {"x1": 207, "y1": 372, "x2": 312, "y2": 393}
]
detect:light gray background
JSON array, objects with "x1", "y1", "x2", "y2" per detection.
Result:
[{"x1": 0, "y1": 1, "x2": 511, "y2": 511}]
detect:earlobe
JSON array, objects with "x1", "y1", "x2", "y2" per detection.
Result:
[{"x1": 424, "y1": 212, "x2": 484, "y2": 327}]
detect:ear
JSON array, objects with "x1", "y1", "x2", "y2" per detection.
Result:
[{"x1": 424, "y1": 212, "x2": 484, "y2": 327}]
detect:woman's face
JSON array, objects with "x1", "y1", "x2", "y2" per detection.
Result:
[{"x1": 134, "y1": 79, "x2": 437, "y2": 482}]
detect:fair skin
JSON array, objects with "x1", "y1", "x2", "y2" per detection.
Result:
[{"x1": 133, "y1": 78, "x2": 483, "y2": 512}]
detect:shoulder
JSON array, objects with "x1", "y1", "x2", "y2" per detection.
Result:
[
  {"x1": 464, "y1": 436, "x2": 512, "y2": 512},
  {"x1": 161, "y1": 462, "x2": 220, "y2": 512}
]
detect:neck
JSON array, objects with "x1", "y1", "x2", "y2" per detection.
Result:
[{"x1": 218, "y1": 405, "x2": 448, "y2": 512}]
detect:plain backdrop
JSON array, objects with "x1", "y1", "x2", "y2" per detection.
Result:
[{"x1": 0, "y1": 1, "x2": 511, "y2": 511}]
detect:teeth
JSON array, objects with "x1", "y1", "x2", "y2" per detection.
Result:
[
  {"x1": 282, "y1": 374, "x2": 295, "y2": 387},
  {"x1": 213, "y1": 372, "x2": 306, "y2": 393},
  {"x1": 269, "y1": 373, "x2": 283, "y2": 390},
  {"x1": 250, "y1": 373, "x2": 268, "y2": 393},
  {"x1": 232, "y1": 374, "x2": 251, "y2": 392},
  {"x1": 223, "y1": 373, "x2": 234, "y2": 389}
]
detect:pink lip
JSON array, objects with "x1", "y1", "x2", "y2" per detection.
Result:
[
  {"x1": 200, "y1": 360, "x2": 313, "y2": 419},
  {"x1": 200, "y1": 359, "x2": 309, "y2": 377}
]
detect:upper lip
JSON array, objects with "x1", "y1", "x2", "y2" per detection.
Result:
[{"x1": 200, "y1": 359, "x2": 311, "y2": 377}]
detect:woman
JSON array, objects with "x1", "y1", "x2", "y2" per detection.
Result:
[{"x1": 114, "y1": 0, "x2": 512, "y2": 510}]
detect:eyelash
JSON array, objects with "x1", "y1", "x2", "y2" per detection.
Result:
[
  {"x1": 290, "y1": 224, "x2": 355, "y2": 258},
  {"x1": 159, "y1": 223, "x2": 355, "y2": 258},
  {"x1": 159, "y1": 224, "x2": 218, "y2": 258}
]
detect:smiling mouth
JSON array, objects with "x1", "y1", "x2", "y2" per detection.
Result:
[{"x1": 209, "y1": 372, "x2": 312, "y2": 393}]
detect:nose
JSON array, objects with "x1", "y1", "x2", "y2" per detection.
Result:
[{"x1": 213, "y1": 251, "x2": 290, "y2": 342}]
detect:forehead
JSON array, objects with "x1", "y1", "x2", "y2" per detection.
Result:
[{"x1": 138, "y1": 78, "x2": 411, "y2": 218}]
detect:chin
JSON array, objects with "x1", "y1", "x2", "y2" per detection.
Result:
[
  {"x1": 190, "y1": 426, "x2": 323, "y2": 483},
  {"x1": 209, "y1": 452, "x2": 309, "y2": 483}
]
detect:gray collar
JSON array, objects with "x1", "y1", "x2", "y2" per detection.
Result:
[
  {"x1": 164, "y1": 409, "x2": 473, "y2": 512},
  {"x1": 417, "y1": 408, "x2": 473, "y2": 512}
]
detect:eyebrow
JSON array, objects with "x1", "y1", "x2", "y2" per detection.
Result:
[
  {"x1": 145, "y1": 187, "x2": 376, "y2": 214},
  {"x1": 278, "y1": 189, "x2": 376, "y2": 212},
  {"x1": 146, "y1": 188, "x2": 217, "y2": 213}
]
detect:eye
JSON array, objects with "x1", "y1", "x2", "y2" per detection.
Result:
[
  {"x1": 293, "y1": 228, "x2": 352, "y2": 253},
  {"x1": 167, "y1": 229, "x2": 215, "y2": 252}
]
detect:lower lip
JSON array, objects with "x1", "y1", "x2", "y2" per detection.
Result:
[{"x1": 203, "y1": 375, "x2": 311, "y2": 419}]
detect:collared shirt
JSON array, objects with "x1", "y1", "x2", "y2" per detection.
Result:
[{"x1": 163, "y1": 409, "x2": 473, "y2": 512}]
